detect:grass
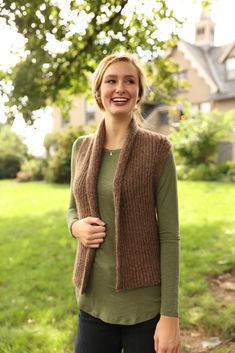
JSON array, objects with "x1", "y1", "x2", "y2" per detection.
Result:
[
  {"x1": 0, "y1": 179, "x2": 235, "y2": 352},
  {"x1": 178, "y1": 181, "x2": 235, "y2": 336}
]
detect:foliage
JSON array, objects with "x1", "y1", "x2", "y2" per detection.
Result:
[
  {"x1": 43, "y1": 131, "x2": 58, "y2": 158},
  {"x1": 44, "y1": 123, "x2": 96, "y2": 183},
  {"x1": 0, "y1": 124, "x2": 28, "y2": 179},
  {"x1": 146, "y1": 56, "x2": 190, "y2": 105},
  {"x1": 0, "y1": 0, "x2": 184, "y2": 124},
  {"x1": 176, "y1": 161, "x2": 235, "y2": 182},
  {"x1": 18, "y1": 157, "x2": 47, "y2": 181},
  {"x1": 170, "y1": 109, "x2": 235, "y2": 167}
]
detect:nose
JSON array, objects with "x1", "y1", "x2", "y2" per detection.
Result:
[{"x1": 115, "y1": 81, "x2": 126, "y2": 94}]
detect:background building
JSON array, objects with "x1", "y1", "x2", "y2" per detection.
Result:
[{"x1": 146, "y1": 10, "x2": 235, "y2": 161}]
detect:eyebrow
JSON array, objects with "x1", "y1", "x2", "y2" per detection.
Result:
[{"x1": 104, "y1": 74, "x2": 136, "y2": 79}]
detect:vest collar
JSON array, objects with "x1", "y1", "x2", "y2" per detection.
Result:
[{"x1": 86, "y1": 117, "x2": 139, "y2": 218}]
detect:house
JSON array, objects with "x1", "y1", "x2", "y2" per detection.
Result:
[
  {"x1": 52, "y1": 96, "x2": 101, "y2": 130},
  {"x1": 146, "y1": 9, "x2": 235, "y2": 161}
]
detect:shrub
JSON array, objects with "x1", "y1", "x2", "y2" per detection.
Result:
[
  {"x1": 170, "y1": 109, "x2": 235, "y2": 181},
  {"x1": 176, "y1": 161, "x2": 235, "y2": 182},
  {"x1": 0, "y1": 125, "x2": 28, "y2": 179},
  {"x1": 44, "y1": 123, "x2": 96, "y2": 183},
  {"x1": 20, "y1": 158, "x2": 47, "y2": 181},
  {"x1": 170, "y1": 109, "x2": 235, "y2": 167}
]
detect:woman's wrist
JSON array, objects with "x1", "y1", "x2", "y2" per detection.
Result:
[{"x1": 71, "y1": 219, "x2": 80, "y2": 238}]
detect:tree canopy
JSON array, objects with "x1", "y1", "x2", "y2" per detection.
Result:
[{"x1": 0, "y1": 0, "x2": 210, "y2": 124}]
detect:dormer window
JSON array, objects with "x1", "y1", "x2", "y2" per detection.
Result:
[{"x1": 225, "y1": 57, "x2": 235, "y2": 80}]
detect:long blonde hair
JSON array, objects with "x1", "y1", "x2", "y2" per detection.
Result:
[{"x1": 92, "y1": 52, "x2": 147, "y2": 126}]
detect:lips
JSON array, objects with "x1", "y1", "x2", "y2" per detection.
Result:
[{"x1": 112, "y1": 97, "x2": 129, "y2": 102}]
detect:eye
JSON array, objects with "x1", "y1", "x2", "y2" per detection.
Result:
[
  {"x1": 126, "y1": 79, "x2": 135, "y2": 84},
  {"x1": 105, "y1": 79, "x2": 116, "y2": 84}
]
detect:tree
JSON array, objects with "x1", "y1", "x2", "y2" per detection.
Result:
[
  {"x1": 0, "y1": 124, "x2": 28, "y2": 178},
  {"x1": 0, "y1": 0, "x2": 183, "y2": 124}
]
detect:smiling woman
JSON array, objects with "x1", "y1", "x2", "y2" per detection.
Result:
[{"x1": 66, "y1": 52, "x2": 181, "y2": 353}]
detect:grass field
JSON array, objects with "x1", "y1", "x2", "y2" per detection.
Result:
[{"x1": 0, "y1": 180, "x2": 234, "y2": 353}]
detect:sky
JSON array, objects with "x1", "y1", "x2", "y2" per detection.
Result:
[
  {"x1": 1, "y1": 0, "x2": 235, "y2": 156},
  {"x1": 168, "y1": 0, "x2": 235, "y2": 46}
]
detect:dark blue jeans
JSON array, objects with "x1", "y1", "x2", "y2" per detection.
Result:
[{"x1": 75, "y1": 310, "x2": 160, "y2": 353}]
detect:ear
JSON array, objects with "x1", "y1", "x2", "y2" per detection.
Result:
[{"x1": 95, "y1": 92, "x2": 101, "y2": 103}]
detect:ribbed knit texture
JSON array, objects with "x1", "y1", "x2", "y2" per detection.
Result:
[{"x1": 72, "y1": 118, "x2": 172, "y2": 293}]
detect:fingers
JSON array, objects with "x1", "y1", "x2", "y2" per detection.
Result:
[
  {"x1": 73, "y1": 217, "x2": 107, "y2": 248},
  {"x1": 87, "y1": 217, "x2": 105, "y2": 226},
  {"x1": 155, "y1": 343, "x2": 181, "y2": 353},
  {"x1": 85, "y1": 233, "x2": 106, "y2": 245},
  {"x1": 80, "y1": 218, "x2": 106, "y2": 248},
  {"x1": 88, "y1": 224, "x2": 106, "y2": 234}
]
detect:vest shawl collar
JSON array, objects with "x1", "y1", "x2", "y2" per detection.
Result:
[
  {"x1": 86, "y1": 117, "x2": 138, "y2": 219},
  {"x1": 73, "y1": 118, "x2": 139, "y2": 293}
]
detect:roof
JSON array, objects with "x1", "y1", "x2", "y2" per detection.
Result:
[{"x1": 175, "y1": 40, "x2": 235, "y2": 101}]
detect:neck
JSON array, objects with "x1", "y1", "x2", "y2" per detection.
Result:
[{"x1": 104, "y1": 114, "x2": 133, "y2": 150}]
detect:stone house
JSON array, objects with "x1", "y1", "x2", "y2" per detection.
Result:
[{"x1": 147, "y1": 10, "x2": 235, "y2": 161}]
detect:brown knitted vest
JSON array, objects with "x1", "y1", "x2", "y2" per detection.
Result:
[{"x1": 72, "y1": 118, "x2": 172, "y2": 293}]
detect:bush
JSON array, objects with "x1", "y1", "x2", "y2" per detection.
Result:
[
  {"x1": 0, "y1": 125, "x2": 28, "y2": 179},
  {"x1": 0, "y1": 155, "x2": 22, "y2": 179},
  {"x1": 19, "y1": 158, "x2": 47, "y2": 181},
  {"x1": 170, "y1": 109, "x2": 235, "y2": 166},
  {"x1": 170, "y1": 109, "x2": 235, "y2": 181},
  {"x1": 220, "y1": 161, "x2": 235, "y2": 182},
  {"x1": 44, "y1": 123, "x2": 96, "y2": 183},
  {"x1": 177, "y1": 161, "x2": 235, "y2": 182}
]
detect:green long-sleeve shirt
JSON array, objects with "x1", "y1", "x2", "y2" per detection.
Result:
[{"x1": 67, "y1": 138, "x2": 180, "y2": 324}]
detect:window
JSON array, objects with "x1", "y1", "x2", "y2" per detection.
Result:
[
  {"x1": 159, "y1": 111, "x2": 170, "y2": 125},
  {"x1": 225, "y1": 57, "x2": 235, "y2": 80},
  {"x1": 173, "y1": 70, "x2": 187, "y2": 81},
  {"x1": 196, "y1": 27, "x2": 205, "y2": 36},
  {"x1": 173, "y1": 71, "x2": 188, "y2": 93}
]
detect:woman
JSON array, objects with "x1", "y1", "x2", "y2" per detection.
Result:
[{"x1": 67, "y1": 52, "x2": 181, "y2": 353}]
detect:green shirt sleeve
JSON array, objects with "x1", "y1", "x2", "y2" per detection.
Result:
[
  {"x1": 156, "y1": 151, "x2": 180, "y2": 317},
  {"x1": 66, "y1": 138, "x2": 83, "y2": 235}
]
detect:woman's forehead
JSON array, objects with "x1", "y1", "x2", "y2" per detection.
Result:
[{"x1": 103, "y1": 61, "x2": 138, "y2": 77}]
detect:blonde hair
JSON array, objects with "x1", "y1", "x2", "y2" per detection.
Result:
[{"x1": 92, "y1": 52, "x2": 147, "y2": 125}]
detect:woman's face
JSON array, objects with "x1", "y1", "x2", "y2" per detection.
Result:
[{"x1": 99, "y1": 61, "x2": 140, "y2": 118}]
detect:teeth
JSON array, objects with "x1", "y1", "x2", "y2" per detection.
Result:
[{"x1": 112, "y1": 98, "x2": 128, "y2": 102}]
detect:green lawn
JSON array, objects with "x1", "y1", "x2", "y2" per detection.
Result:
[{"x1": 0, "y1": 180, "x2": 234, "y2": 353}]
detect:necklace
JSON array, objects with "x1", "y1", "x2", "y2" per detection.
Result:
[{"x1": 104, "y1": 148, "x2": 121, "y2": 156}]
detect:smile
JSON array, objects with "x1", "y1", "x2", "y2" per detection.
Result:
[{"x1": 111, "y1": 98, "x2": 129, "y2": 102}]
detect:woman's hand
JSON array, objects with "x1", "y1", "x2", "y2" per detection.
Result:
[
  {"x1": 71, "y1": 217, "x2": 106, "y2": 248},
  {"x1": 154, "y1": 315, "x2": 181, "y2": 353}
]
